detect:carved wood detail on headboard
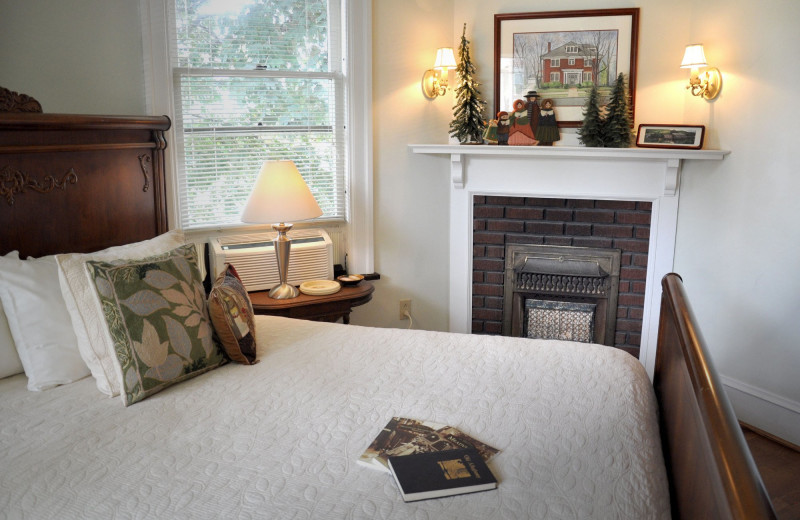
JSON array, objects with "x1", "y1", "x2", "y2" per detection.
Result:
[
  {"x1": 0, "y1": 86, "x2": 43, "y2": 113},
  {"x1": 138, "y1": 154, "x2": 152, "y2": 192},
  {"x1": 1, "y1": 165, "x2": 78, "y2": 205}
]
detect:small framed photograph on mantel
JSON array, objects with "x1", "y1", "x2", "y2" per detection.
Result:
[{"x1": 636, "y1": 124, "x2": 705, "y2": 149}]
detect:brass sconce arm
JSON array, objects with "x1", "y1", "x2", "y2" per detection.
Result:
[
  {"x1": 422, "y1": 69, "x2": 449, "y2": 99},
  {"x1": 686, "y1": 67, "x2": 722, "y2": 100},
  {"x1": 422, "y1": 47, "x2": 456, "y2": 100}
]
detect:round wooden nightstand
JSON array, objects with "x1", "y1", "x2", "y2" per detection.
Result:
[{"x1": 249, "y1": 281, "x2": 374, "y2": 324}]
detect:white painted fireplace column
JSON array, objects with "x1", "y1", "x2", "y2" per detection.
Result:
[{"x1": 410, "y1": 145, "x2": 728, "y2": 379}]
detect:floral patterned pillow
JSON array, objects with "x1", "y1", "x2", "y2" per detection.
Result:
[
  {"x1": 208, "y1": 264, "x2": 258, "y2": 365},
  {"x1": 87, "y1": 244, "x2": 226, "y2": 406}
]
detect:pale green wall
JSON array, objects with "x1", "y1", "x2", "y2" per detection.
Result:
[{"x1": 0, "y1": 0, "x2": 144, "y2": 114}]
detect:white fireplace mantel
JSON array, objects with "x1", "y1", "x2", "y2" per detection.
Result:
[{"x1": 410, "y1": 144, "x2": 729, "y2": 379}]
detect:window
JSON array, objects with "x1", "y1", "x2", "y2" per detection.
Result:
[
  {"x1": 550, "y1": 72, "x2": 560, "y2": 82},
  {"x1": 568, "y1": 58, "x2": 575, "y2": 66},
  {"x1": 166, "y1": 0, "x2": 344, "y2": 229},
  {"x1": 550, "y1": 58, "x2": 560, "y2": 67},
  {"x1": 566, "y1": 45, "x2": 578, "y2": 53},
  {"x1": 142, "y1": 0, "x2": 374, "y2": 274}
]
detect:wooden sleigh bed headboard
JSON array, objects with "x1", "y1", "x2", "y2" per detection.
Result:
[
  {"x1": 0, "y1": 90, "x2": 777, "y2": 519},
  {"x1": 0, "y1": 92, "x2": 170, "y2": 258}
]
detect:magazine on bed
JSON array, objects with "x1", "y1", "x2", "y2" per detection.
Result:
[{"x1": 358, "y1": 417, "x2": 499, "y2": 473}]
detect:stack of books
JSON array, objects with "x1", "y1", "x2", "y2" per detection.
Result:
[{"x1": 359, "y1": 417, "x2": 499, "y2": 502}]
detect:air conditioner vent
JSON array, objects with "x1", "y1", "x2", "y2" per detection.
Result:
[{"x1": 209, "y1": 229, "x2": 333, "y2": 291}]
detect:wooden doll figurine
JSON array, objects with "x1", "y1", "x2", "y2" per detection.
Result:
[
  {"x1": 483, "y1": 118, "x2": 499, "y2": 144},
  {"x1": 508, "y1": 99, "x2": 536, "y2": 145},
  {"x1": 496, "y1": 111, "x2": 510, "y2": 145},
  {"x1": 524, "y1": 90, "x2": 541, "y2": 136},
  {"x1": 535, "y1": 98, "x2": 560, "y2": 146}
]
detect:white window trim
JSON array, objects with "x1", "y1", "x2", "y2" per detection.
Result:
[{"x1": 139, "y1": 0, "x2": 374, "y2": 274}]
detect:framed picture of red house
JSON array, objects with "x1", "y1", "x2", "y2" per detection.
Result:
[{"x1": 494, "y1": 8, "x2": 639, "y2": 128}]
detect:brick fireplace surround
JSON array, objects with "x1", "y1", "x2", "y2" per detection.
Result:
[
  {"x1": 472, "y1": 196, "x2": 651, "y2": 356},
  {"x1": 410, "y1": 144, "x2": 727, "y2": 378}
]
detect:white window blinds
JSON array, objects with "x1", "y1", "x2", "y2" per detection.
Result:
[{"x1": 169, "y1": 0, "x2": 346, "y2": 229}]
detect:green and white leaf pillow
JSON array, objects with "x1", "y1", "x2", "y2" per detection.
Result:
[{"x1": 87, "y1": 244, "x2": 226, "y2": 406}]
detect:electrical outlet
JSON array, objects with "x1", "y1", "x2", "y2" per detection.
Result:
[{"x1": 399, "y1": 299, "x2": 412, "y2": 320}]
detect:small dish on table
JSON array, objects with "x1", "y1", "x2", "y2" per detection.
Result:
[
  {"x1": 299, "y1": 280, "x2": 341, "y2": 296},
  {"x1": 336, "y1": 274, "x2": 364, "y2": 287}
]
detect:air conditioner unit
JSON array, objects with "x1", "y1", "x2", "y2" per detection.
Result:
[{"x1": 209, "y1": 229, "x2": 333, "y2": 292}]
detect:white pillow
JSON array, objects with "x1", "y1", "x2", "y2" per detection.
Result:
[
  {"x1": 56, "y1": 230, "x2": 186, "y2": 396},
  {"x1": 0, "y1": 300, "x2": 24, "y2": 379},
  {"x1": 0, "y1": 252, "x2": 89, "y2": 391},
  {"x1": 0, "y1": 251, "x2": 25, "y2": 379}
]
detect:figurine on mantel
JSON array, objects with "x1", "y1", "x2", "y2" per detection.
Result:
[
  {"x1": 483, "y1": 91, "x2": 560, "y2": 146},
  {"x1": 535, "y1": 99, "x2": 560, "y2": 146},
  {"x1": 523, "y1": 90, "x2": 541, "y2": 137},
  {"x1": 508, "y1": 99, "x2": 537, "y2": 145},
  {"x1": 483, "y1": 117, "x2": 499, "y2": 144},
  {"x1": 496, "y1": 111, "x2": 510, "y2": 145}
]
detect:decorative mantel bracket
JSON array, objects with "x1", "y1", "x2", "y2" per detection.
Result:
[
  {"x1": 451, "y1": 153, "x2": 464, "y2": 189},
  {"x1": 664, "y1": 158, "x2": 681, "y2": 196},
  {"x1": 409, "y1": 143, "x2": 729, "y2": 380}
]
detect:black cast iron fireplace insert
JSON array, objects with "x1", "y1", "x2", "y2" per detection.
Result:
[{"x1": 503, "y1": 244, "x2": 621, "y2": 345}]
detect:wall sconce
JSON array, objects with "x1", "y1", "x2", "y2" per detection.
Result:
[
  {"x1": 680, "y1": 44, "x2": 722, "y2": 100},
  {"x1": 422, "y1": 47, "x2": 457, "y2": 99}
]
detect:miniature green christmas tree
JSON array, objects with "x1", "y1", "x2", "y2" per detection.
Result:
[
  {"x1": 449, "y1": 23, "x2": 487, "y2": 144},
  {"x1": 578, "y1": 84, "x2": 605, "y2": 147},
  {"x1": 602, "y1": 73, "x2": 633, "y2": 148}
]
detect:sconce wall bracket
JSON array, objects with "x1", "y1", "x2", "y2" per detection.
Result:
[
  {"x1": 422, "y1": 69, "x2": 445, "y2": 99},
  {"x1": 688, "y1": 67, "x2": 722, "y2": 100}
]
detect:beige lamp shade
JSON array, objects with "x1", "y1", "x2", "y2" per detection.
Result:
[
  {"x1": 681, "y1": 44, "x2": 708, "y2": 68},
  {"x1": 241, "y1": 160, "x2": 322, "y2": 224},
  {"x1": 433, "y1": 47, "x2": 457, "y2": 70}
]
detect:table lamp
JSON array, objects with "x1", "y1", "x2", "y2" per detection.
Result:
[{"x1": 241, "y1": 160, "x2": 322, "y2": 299}]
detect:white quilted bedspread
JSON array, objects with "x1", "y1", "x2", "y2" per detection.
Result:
[{"x1": 0, "y1": 316, "x2": 670, "y2": 519}]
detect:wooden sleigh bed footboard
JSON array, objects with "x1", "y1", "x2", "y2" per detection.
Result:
[{"x1": 655, "y1": 273, "x2": 777, "y2": 519}]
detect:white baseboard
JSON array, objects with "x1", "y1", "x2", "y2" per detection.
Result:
[{"x1": 721, "y1": 375, "x2": 800, "y2": 446}]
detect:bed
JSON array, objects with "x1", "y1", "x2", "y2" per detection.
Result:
[{"x1": 0, "y1": 99, "x2": 777, "y2": 519}]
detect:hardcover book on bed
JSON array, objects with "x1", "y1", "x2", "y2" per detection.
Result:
[{"x1": 388, "y1": 447, "x2": 498, "y2": 502}]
